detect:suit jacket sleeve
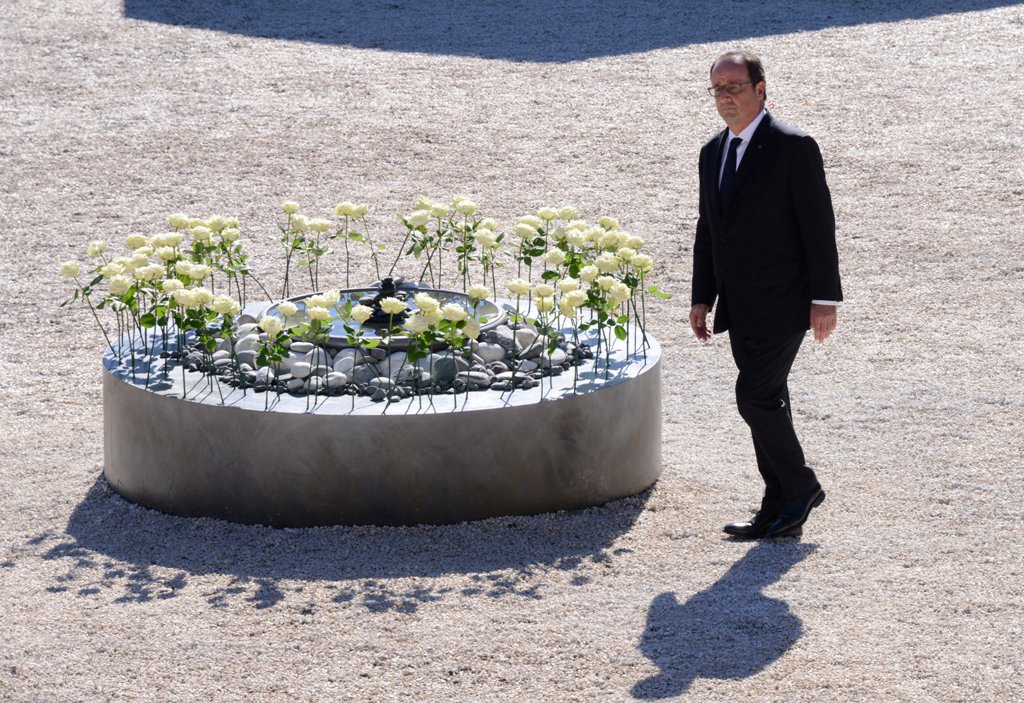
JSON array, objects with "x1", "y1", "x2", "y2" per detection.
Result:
[
  {"x1": 691, "y1": 142, "x2": 717, "y2": 308},
  {"x1": 791, "y1": 136, "x2": 843, "y2": 302}
]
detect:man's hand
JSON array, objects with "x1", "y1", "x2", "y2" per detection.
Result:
[
  {"x1": 810, "y1": 303, "x2": 837, "y2": 342},
  {"x1": 690, "y1": 304, "x2": 712, "y2": 341}
]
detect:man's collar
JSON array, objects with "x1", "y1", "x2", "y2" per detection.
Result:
[{"x1": 728, "y1": 109, "x2": 768, "y2": 142}]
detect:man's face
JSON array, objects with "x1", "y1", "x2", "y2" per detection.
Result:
[{"x1": 710, "y1": 60, "x2": 765, "y2": 133}]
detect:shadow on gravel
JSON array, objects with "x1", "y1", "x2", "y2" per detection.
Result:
[
  {"x1": 124, "y1": 0, "x2": 1016, "y2": 63},
  {"x1": 631, "y1": 541, "x2": 816, "y2": 699},
  {"x1": 27, "y1": 477, "x2": 646, "y2": 612}
]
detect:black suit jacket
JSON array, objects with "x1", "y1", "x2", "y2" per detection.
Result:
[{"x1": 691, "y1": 112, "x2": 843, "y2": 337}]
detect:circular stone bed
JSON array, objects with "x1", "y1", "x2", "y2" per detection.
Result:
[{"x1": 102, "y1": 301, "x2": 662, "y2": 527}]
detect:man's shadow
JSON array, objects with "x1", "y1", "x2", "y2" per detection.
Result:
[{"x1": 632, "y1": 541, "x2": 816, "y2": 699}]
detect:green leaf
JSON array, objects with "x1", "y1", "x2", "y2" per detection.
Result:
[
  {"x1": 541, "y1": 270, "x2": 560, "y2": 281},
  {"x1": 614, "y1": 325, "x2": 628, "y2": 341},
  {"x1": 646, "y1": 284, "x2": 672, "y2": 300},
  {"x1": 617, "y1": 314, "x2": 629, "y2": 324},
  {"x1": 139, "y1": 313, "x2": 157, "y2": 328}
]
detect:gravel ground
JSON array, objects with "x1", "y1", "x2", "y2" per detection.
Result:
[{"x1": 2, "y1": 1, "x2": 1023, "y2": 701}]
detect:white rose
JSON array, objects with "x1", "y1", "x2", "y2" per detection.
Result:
[
  {"x1": 60, "y1": 261, "x2": 80, "y2": 279},
  {"x1": 221, "y1": 228, "x2": 240, "y2": 243},
  {"x1": 423, "y1": 307, "x2": 442, "y2": 326},
  {"x1": 467, "y1": 284, "x2": 491, "y2": 302},
  {"x1": 543, "y1": 249, "x2": 567, "y2": 266},
  {"x1": 187, "y1": 218, "x2": 206, "y2": 229},
  {"x1": 557, "y1": 278, "x2": 580, "y2": 293},
  {"x1": 617, "y1": 247, "x2": 637, "y2": 263},
  {"x1": 513, "y1": 223, "x2": 537, "y2": 240},
  {"x1": 631, "y1": 254, "x2": 653, "y2": 273},
  {"x1": 558, "y1": 299, "x2": 578, "y2": 318},
  {"x1": 191, "y1": 226, "x2": 212, "y2": 243},
  {"x1": 134, "y1": 263, "x2": 164, "y2": 282},
  {"x1": 473, "y1": 229, "x2": 497, "y2": 248},
  {"x1": 259, "y1": 316, "x2": 284, "y2": 336},
  {"x1": 282, "y1": 201, "x2": 301, "y2": 215},
  {"x1": 290, "y1": 214, "x2": 309, "y2": 232},
  {"x1": 334, "y1": 202, "x2": 356, "y2": 217},
  {"x1": 156, "y1": 246, "x2": 177, "y2": 261},
  {"x1": 462, "y1": 318, "x2": 481, "y2": 340},
  {"x1": 323, "y1": 289, "x2": 341, "y2": 305},
  {"x1": 171, "y1": 288, "x2": 194, "y2": 307},
  {"x1": 108, "y1": 274, "x2": 132, "y2": 295},
  {"x1": 404, "y1": 313, "x2": 429, "y2": 334},
  {"x1": 579, "y1": 265, "x2": 599, "y2": 283},
  {"x1": 305, "y1": 294, "x2": 331, "y2": 309},
  {"x1": 599, "y1": 231, "x2": 620, "y2": 249},
  {"x1": 532, "y1": 283, "x2": 555, "y2": 298},
  {"x1": 597, "y1": 275, "x2": 617, "y2": 292},
  {"x1": 566, "y1": 230, "x2": 588, "y2": 249},
  {"x1": 225, "y1": 217, "x2": 240, "y2": 228},
  {"x1": 565, "y1": 290, "x2": 588, "y2": 308},
  {"x1": 192, "y1": 287, "x2": 214, "y2": 306},
  {"x1": 87, "y1": 240, "x2": 107, "y2": 258},
  {"x1": 598, "y1": 216, "x2": 619, "y2": 230},
  {"x1": 100, "y1": 262, "x2": 123, "y2": 278},
  {"x1": 352, "y1": 203, "x2": 369, "y2": 218},
  {"x1": 414, "y1": 195, "x2": 433, "y2": 210},
  {"x1": 507, "y1": 278, "x2": 531, "y2": 296},
  {"x1": 455, "y1": 200, "x2": 477, "y2": 216},
  {"x1": 442, "y1": 303, "x2": 467, "y2": 322},
  {"x1": 626, "y1": 235, "x2": 644, "y2": 250},
  {"x1": 406, "y1": 210, "x2": 430, "y2": 227},
  {"x1": 306, "y1": 306, "x2": 331, "y2": 322},
  {"x1": 610, "y1": 282, "x2": 632, "y2": 305},
  {"x1": 162, "y1": 279, "x2": 184, "y2": 292},
  {"x1": 125, "y1": 234, "x2": 149, "y2": 249},
  {"x1": 537, "y1": 207, "x2": 558, "y2": 221},
  {"x1": 558, "y1": 206, "x2": 579, "y2": 220},
  {"x1": 595, "y1": 253, "x2": 621, "y2": 273},
  {"x1": 413, "y1": 292, "x2": 440, "y2": 312},
  {"x1": 278, "y1": 301, "x2": 299, "y2": 317},
  {"x1": 430, "y1": 203, "x2": 450, "y2": 219},
  {"x1": 206, "y1": 215, "x2": 227, "y2": 232},
  {"x1": 350, "y1": 304, "x2": 374, "y2": 324},
  {"x1": 479, "y1": 218, "x2": 499, "y2": 230},
  {"x1": 380, "y1": 297, "x2": 407, "y2": 315},
  {"x1": 167, "y1": 213, "x2": 190, "y2": 229},
  {"x1": 188, "y1": 264, "x2": 211, "y2": 281},
  {"x1": 535, "y1": 296, "x2": 555, "y2": 313},
  {"x1": 308, "y1": 218, "x2": 332, "y2": 233},
  {"x1": 518, "y1": 215, "x2": 544, "y2": 229},
  {"x1": 211, "y1": 295, "x2": 238, "y2": 315}
]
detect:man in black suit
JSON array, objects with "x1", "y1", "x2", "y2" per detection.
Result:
[{"x1": 690, "y1": 51, "x2": 842, "y2": 539}]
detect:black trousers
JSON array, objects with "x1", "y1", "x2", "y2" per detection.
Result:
[{"x1": 728, "y1": 330, "x2": 819, "y2": 507}]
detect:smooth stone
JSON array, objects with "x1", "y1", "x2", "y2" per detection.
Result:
[
  {"x1": 234, "y1": 316, "x2": 258, "y2": 329},
  {"x1": 521, "y1": 335, "x2": 550, "y2": 359},
  {"x1": 537, "y1": 349, "x2": 568, "y2": 368},
  {"x1": 367, "y1": 376, "x2": 396, "y2": 392},
  {"x1": 325, "y1": 371, "x2": 348, "y2": 389},
  {"x1": 212, "y1": 350, "x2": 232, "y2": 362},
  {"x1": 432, "y1": 355, "x2": 470, "y2": 386},
  {"x1": 290, "y1": 341, "x2": 315, "y2": 354},
  {"x1": 368, "y1": 347, "x2": 388, "y2": 361},
  {"x1": 516, "y1": 360, "x2": 539, "y2": 373},
  {"x1": 488, "y1": 361, "x2": 510, "y2": 374},
  {"x1": 414, "y1": 352, "x2": 447, "y2": 371},
  {"x1": 514, "y1": 328, "x2": 538, "y2": 352},
  {"x1": 213, "y1": 358, "x2": 233, "y2": 369},
  {"x1": 489, "y1": 325, "x2": 516, "y2": 354},
  {"x1": 302, "y1": 347, "x2": 332, "y2": 369},
  {"x1": 236, "y1": 349, "x2": 258, "y2": 368},
  {"x1": 286, "y1": 378, "x2": 305, "y2": 392},
  {"x1": 291, "y1": 362, "x2": 312, "y2": 379},
  {"x1": 370, "y1": 388, "x2": 387, "y2": 402},
  {"x1": 493, "y1": 371, "x2": 516, "y2": 382},
  {"x1": 278, "y1": 351, "x2": 305, "y2": 372},
  {"x1": 305, "y1": 376, "x2": 325, "y2": 393},
  {"x1": 456, "y1": 371, "x2": 492, "y2": 389},
  {"x1": 333, "y1": 356, "x2": 356, "y2": 375},
  {"x1": 351, "y1": 364, "x2": 379, "y2": 385},
  {"x1": 215, "y1": 338, "x2": 232, "y2": 353},
  {"x1": 547, "y1": 365, "x2": 564, "y2": 376},
  {"x1": 520, "y1": 378, "x2": 539, "y2": 389},
  {"x1": 234, "y1": 334, "x2": 260, "y2": 354},
  {"x1": 396, "y1": 365, "x2": 421, "y2": 383},
  {"x1": 476, "y1": 342, "x2": 506, "y2": 364},
  {"x1": 377, "y1": 352, "x2": 408, "y2": 378},
  {"x1": 490, "y1": 381, "x2": 511, "y2": 391},
  {"x1": 254, "y1": 367, "x2": 276, "y2": 384}
]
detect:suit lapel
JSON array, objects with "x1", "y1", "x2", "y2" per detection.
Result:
[{"x1": 708, "y1": 129, "x2": 729, "y2": 220}]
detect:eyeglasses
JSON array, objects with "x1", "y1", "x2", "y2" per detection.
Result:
[{"x1": 707, "y1": 81, "x2": 752, "y2": 98}]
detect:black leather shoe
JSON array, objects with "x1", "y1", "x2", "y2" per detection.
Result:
[
  {"x1": 762, "y1": 487, "x2": 825, "y2": 538},
  {"x1": 723, "y1": 508, "x2": 778, "y2": 538}
]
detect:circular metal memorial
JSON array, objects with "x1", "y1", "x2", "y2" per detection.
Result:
[{"x1": 102, "y1": 293, "x2": 662, "y2": 527}]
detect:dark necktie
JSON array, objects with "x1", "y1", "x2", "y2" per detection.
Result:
[{"x1": 719, "y1": 136, "x2": 743, "y2": 210}]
